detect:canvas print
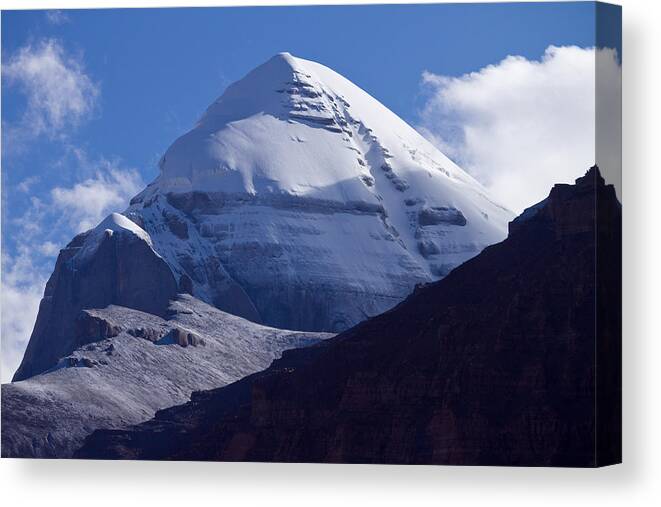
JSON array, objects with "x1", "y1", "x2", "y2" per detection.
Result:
[{"x1": 1, "y1": 2, "x2": 621, "y2": 466}]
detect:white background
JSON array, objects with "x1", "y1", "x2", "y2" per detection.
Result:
[{"x1": 1, "y1": 0, "x2": 659, "y2": 505}]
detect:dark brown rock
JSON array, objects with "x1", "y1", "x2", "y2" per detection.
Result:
[
  {"x1": 178, "y1": 274, "x2": 194, "y2": 295},
  {"x1": 418, "y1": 206, "x2": 467, "y2": 226},
  {"x1": 155, "y1": 327, "x2": 204, "y2": 348},
  {"x1": 75, "y1": 311, "x2": 122, "y2": 342}
]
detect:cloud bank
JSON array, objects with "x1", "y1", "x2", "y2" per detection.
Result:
[
  {"x1": 418, "y1": 45, "x2": 621, "y2": 213},
  {"x1": 51, "y1": 162, "x2": 144, "y2": 233},
  {"x1": 1, "y1": 248, "x2": 48, "y2": 384},
  {"x1": 2, "y1": 39, "x2": 99, "y2": 147}
]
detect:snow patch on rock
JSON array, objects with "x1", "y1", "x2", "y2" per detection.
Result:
[{"x1": 75, "y1": 212, "x2": 155, "y2": 264}]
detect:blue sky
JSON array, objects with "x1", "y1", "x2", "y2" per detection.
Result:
[
  {"x1": 1, "y1": 2, "x2": 608, "y2": 230},
  {"x1": 2, "y1": 2, "x2": 603, "y2": 176},
  {"x1": 0, "y1": 2, "x2": 621, "y2": 381}
]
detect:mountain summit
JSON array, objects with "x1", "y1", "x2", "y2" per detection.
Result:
[
  {"x1": 125, "y1": 52, "x2": 513, "y2": 332},
  {"x1": 154, "y1": 52, "x2": 499, "y2": 200}
]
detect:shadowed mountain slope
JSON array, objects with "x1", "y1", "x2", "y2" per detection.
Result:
[{"x1": 77, "y1": 167, "x2": 621, "y2": 466}]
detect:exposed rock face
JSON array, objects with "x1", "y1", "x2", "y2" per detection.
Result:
[
  {"x1": 418, "y1": 206, "x2": 467, "y2": 226},
  {"x1": 2, "y1": 295, "x2": 330, "y2": 458},
  {"x1": 12, "y1": 214, "x2": 179, "y2": 382},
  {"x1": 77, "y1": 167, "x2": 621, "y2": 466}
]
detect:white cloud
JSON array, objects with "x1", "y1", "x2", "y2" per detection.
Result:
[
  {"x1": 1, "y1": 154, "x2": 144, "y2": 382},
  {"x1": 418, "y1": 45, "x2": 621, "y2": 213},
  {"x1": 45, "y1": 10, "x2": 70, "y2": 25},
  {"x1": 51, "y1": 163, "x2": 144, "y2": 232},
  {"x1": 17, "y1": 175, "x2": 40, "y2": 193},
  {"x1": 1, "y1": 247, "x2": 47, "y2": 383},
  {"x1": 38, "y1": 241, "x2": 60, "y2": 257},
  {"x1": 2, "y1": 39, "x2": 99, "y2": 145}
]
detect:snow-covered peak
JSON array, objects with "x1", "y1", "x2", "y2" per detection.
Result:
[
  {"x1": 154, "y1": 52, "x2": 494, "y2": 205},
  {"x1": 96, "y1": 213, "x2": 151, "y2": 242},
  {"x1": 75, "y1": 213, "x2": 153, "y2": 263},
  {"x1": 125, "y1": 54, "x2": 514, "y2": 333},
  {"x1": 196, "y1": 52, "x2": 306, "y2": 127}
]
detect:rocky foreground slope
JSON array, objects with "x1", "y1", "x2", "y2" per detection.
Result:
[
  {"x1": 77, "y1": 167, "x2": 621, "y2": 466},
  {"x1": 2, "y1": 295, "x2": 328, "y2": 458}
]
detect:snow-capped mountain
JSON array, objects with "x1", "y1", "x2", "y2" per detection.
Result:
[
  {"x1": 126, "y1": 52, "x2": 513, "y2": 332},
  {"x1": 4, "y1": 52, "x2": 513, "y2": 459},
  {"x1": 12, "y1": 52, "x2": 511, "y2": 383}
]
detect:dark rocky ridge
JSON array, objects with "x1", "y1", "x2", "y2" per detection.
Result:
[
  {"x1": 76, "y1": 167, "x2": 621, "y2": 466},
  {"x1": 12, "y1": 222, "x2": 178, "y2": 382}
]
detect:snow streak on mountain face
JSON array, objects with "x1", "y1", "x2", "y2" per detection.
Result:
[{"x1": 127, "y1": 53, "x2": 513, "y2": 332}]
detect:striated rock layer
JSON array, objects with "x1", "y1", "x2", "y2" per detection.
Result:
[{"x1": 77, "y1": 167, "x2": 621, "y2": 466}]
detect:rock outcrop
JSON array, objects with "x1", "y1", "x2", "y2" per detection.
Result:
[
  {"x1": 12, "y1": 213, "x2": 179, "y2": 382},
  {"x1": 76, "y1": 167, "x2": 621, "y2": 467}
]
